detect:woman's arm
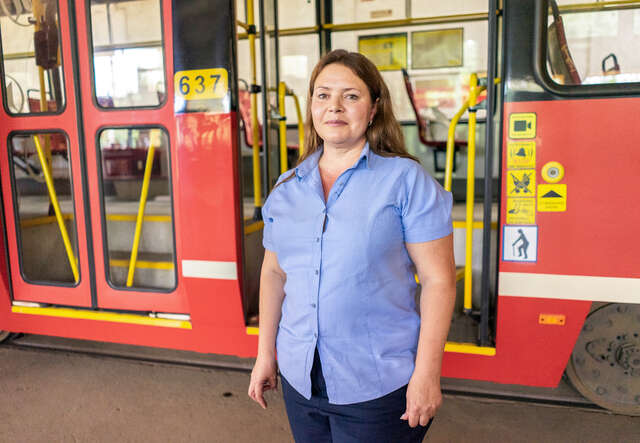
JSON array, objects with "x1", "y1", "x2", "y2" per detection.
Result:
[
  {"x1": 248, "y1": 249, "x2": 287, "y2": 409},
  {"x1": 402, "y1": 234, "x2": 456, "y2": 427}
]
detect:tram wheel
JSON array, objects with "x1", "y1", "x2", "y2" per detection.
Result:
[
  {"x1": 0, "y1": 330, "x2": 10, "y2": 343},
  {"x1": 566, "y1": 303, "x2": 640, "y2": 416}
]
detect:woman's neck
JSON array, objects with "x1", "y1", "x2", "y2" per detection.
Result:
[{"x1": 319, "y1": 139, "x2": 366, "y2": 175}]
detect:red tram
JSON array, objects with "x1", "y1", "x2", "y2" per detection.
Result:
[{"x1": 0, "y1": 0, "x2": 638, "y2": 415}]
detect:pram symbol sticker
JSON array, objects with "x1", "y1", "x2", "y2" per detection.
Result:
[
  {"x1": 503, "y1": 225, "x2": 538, "y2": 262},
  {"x1": 508, "y1": 169, "x2": 536, "y2": 197}
]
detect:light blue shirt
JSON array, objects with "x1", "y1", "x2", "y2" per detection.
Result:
[{"x1": 262, "y1": 143, "x2": 453, "y2": 405}]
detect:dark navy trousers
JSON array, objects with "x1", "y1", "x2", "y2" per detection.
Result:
[{"x1": 281, "y1": 349, "x2": 432, "y2": 443}]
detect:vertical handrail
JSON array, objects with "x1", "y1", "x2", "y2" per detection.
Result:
[
  {"x1": 126, "y1": 130, "x2": 161, "y2": 287},
  {"x1": 278, "y1": 82, "x2": 288, "y2": 174},
  {"x1": 445, "y1": 74, "x2": 486, "y2": 313},
  {"x1": 444, "y1": 100, "x2": 470, "y2": 192},
  {"x1": 291, "y1": 93, "x2": 305, "y2": 155},
  {"x1": 246, "y1": 0, "x2": 263, "y2": 212},
  {"x1": 463, "y1": 74, "x2": 483, "y2": 313},
  {"x1": 276, "y1": 82, "x2": 306, "y2": 174},
  {"x1": 32, "y1": 135, "x2": 79, "y2": 283}
]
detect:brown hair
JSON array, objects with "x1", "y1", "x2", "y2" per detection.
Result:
[{"x1": 278, "y1": 49, "x2": 419, "y2": 186}]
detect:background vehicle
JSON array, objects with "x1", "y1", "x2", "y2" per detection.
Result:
[{"x1": 0, "y1": 0, "x2": 638, "y2": 415}]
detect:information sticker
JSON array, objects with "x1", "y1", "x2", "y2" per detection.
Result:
[
  {"x1": 538, "y1": 184, "x2": 567, "y2": 212},
  {"x1": 506, "y1": 198, "x2": 535, "y2": 225},
  {"x1": 507, "y1": 141, "x2": 536, "y2": 169},
  {"x1": 174, "y1": 68, "x2": 228, "y2": 101},
  {"x1": 507, "y1": 169, "x2": 536, "y2": 197}
]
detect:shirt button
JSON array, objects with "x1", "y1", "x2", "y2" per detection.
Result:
[
  {"x1": 316, "y1": 237, "x2": 320, "y2": 242},
  {"x1": 315, "y1": 270, "x2": 319, "y2": 275},
  {"x1": 313, "y1": 333, "x2": 318, "y2": 338},
  {"x1": 311, "y1": 303, "x2": 316, "y2": 308}
]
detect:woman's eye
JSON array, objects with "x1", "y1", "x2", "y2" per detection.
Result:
[
  {"x1": 345, "y1": 94, "x2": 359, "y2": 100},
  {"x1": 316, "y1": 93, "x2": 328, "y2": 99}
]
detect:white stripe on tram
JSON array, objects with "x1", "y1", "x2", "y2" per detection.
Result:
[
  {"x1": 182, "y1": 260, "x2": 238, "y2": 280},
  {"x1": 499, "y1": 272, "x2": 640, "y2": 303}
]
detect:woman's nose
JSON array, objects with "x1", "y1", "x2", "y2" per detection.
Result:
[{"x1": 329, "y1": 96, "x2": 343, "y2": 112}]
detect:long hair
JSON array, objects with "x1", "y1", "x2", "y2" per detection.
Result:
[{"x1": 277, "y1": 50, "x2": 418, "y2": 187}]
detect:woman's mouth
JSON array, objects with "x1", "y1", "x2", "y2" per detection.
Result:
[{"x1": 325, "y1": 120, "x2": 347, "y2": 126}]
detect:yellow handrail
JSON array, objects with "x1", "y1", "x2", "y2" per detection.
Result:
[
  {"x1": 277, "y1": 82, "x2": 306, "y2": 173},
  {"x1": 32, "y1": 135, "x2": 79, "y2": 283},
  {"x1": 444, "y1": 99, "x2": 471, "y2": 192},
  {"x1": 292, "y1": 93, "x2": 304, "y2": 155},
  {"x1": 278, "y1": 82, "x2": 288, "y2": 174},
  {"x1": 445, "y1": 74, "x2": 486, "y2": 313},
  {"x1": 246, "y1": 0, "x2": 262, "y2": 210},
  {"x1": 126, "y1": 129, "x2": 161, "y2": 287}
]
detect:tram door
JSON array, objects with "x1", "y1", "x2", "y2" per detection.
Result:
[{"x1": 0, "y1": 0, "x2": 186, "y2": 314}]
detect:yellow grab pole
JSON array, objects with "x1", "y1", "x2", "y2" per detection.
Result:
[
  {"x1": 278, "y1": 82, "x2": 288, "y2": 174},
  {"x1": 126, "y1": 130, "x2": 161, "y2": 287},
  {"x1": 33, "y1": 135, "x2": 79, "y2": 283},
  {"x1": 463, "y1": 74, "x2": 486, "y2": 312},
  {"x1": 247, "y1": 0, "x2": 262, "y2": 208},
  {"x1": 291, "y1": 92, "x2": 305, "y2": 155},
  {"x1": 444, "y1": 99, "x2": 470, "y2": 192}
]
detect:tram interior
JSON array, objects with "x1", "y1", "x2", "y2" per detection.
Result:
[{"x1": 2, "y1": 0, "x2": 640, "y2": 339}]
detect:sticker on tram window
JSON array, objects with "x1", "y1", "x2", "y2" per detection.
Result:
[
  {"x1": 508, "y1": 113, "x2": 536, "y2": 139},
  {"x1": 537, "y1": 184, "x2": 567, "y2": 212},
  {"x1": 507, "y1": 141, "x2": 536, "y2": 169},
  {"x1": 174, "y1": 68, "x2": 228, "y2": 100}
]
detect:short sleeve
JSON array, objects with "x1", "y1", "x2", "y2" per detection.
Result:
[
  {"x1": 261, "y1": 198, "x2": 276, "y2": 251},
  {"x1": 400, "y1": 162, "x2": 453, "y2": 243}
]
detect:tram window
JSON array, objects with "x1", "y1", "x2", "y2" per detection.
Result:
[
  {"x1": 0, "y1": 0, "x2": 66, "y2": 115},
  {"x1": 279, "y1": 34, "x2": 319, "y2": 124},
  {"x1": 89, "y1": 0, "x2": 166, "y2": 108},
  {"x1": 331, "y1": 20, "x2": 488, "y2": 122},
  {"x1": 8, "y1": 132, "x2": 79, "y2": 285},
  {"x1": 97, "y1": 127, "x2": 176, "y2": 291},
  {"x1": 546, "y1": 5, "x2": 640, "y2": 86},
  {"x1": 332, "y1": 0, "x2": 488, "y2": 24}
]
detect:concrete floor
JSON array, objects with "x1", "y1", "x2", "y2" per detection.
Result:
[{"x1": 0, "y1": 346, "x2": 638, "y2": 443}]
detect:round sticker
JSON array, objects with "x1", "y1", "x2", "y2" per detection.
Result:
[{"x1": 541, "y1": 161, "x2": 564, "y2": 183}]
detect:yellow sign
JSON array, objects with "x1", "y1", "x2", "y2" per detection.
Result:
[
  {"x1": 541, "y1": 161, "x2": 565, "y2": 183},
  {"x1": 174, "y1": 68, "x2": 228, "y2": 101},
  {"x1": 509, "y1": 113, "x2": 536, "y2": 139},
  {"x1": 506, "y1": 198, "x2": 536, "y2": 225},
  {"x1": 507, "y1": 169, "x2": 536, "y2": 197},
  {"x1": 538, "y1": 184, "x2": 567, "y2": 212},
  {"x1": 358, "y1": 33, "x2": 407, "y2": 71},
  {"x1": 507, "y1": 141, "x2": 536, "y2": 169}
]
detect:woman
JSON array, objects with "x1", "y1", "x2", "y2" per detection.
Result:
[{"x1": 248, "y1": 49, "x2": 456, "y2": 442}]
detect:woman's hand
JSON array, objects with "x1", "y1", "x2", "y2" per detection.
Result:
[
  {"x1": 248, "y1": 355, "x2": 278, "y2": 409},
  {"x1": 400, "y1": 372, "x2": 442, "y2": 427}
]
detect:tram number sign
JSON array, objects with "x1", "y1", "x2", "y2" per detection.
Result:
[{"x1": 174, "y1": 68, "x2": 228, "y2": 100}]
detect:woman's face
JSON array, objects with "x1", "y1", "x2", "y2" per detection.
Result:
[{"x1": 311, "y1": 63, "x2": 376, "y2": 151}]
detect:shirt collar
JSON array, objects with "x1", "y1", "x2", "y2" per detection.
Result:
[{"x1": 295, "y1": 142, "x2": 373, "y2": 180}]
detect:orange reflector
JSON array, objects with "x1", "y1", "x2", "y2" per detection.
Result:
[{"x1": 539, "y1": 313, "x2": 566, "y2": 326}]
